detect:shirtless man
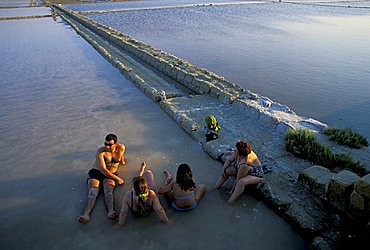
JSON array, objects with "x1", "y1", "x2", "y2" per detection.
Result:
[{"x1": 78, "y1": 134, "x2": 125, "y2": 223}]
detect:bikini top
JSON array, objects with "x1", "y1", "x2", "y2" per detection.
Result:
[{"x1": 238, "y1": 162, "x2": 260, "y2": 170}]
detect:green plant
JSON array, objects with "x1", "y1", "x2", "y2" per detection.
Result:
[
  {"x1": 285, "y1": 129, "x2": 367, "y2": 176},
  {"x1": 324, "y1": 126, "x2": 368, "y2": 149}
]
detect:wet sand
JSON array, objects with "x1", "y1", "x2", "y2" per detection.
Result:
[{"x1": 0, "y1": 10, "x2": 306, "y2": 250}]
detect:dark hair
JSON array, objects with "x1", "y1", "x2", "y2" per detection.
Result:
[
  {"x1": 176, "y1": 164, "x2": 196, "y2": 191},
  {"x1": 133, "y1": 176, "x2": 148, "y2": 196},
  {"x1": 105, "y1": 134, "x2": 117, "y2": 143},
  {"x1": 132, "y1": 176, "x2": 151, "y2": 216},
  {"x1": 235, "y1": 141, "x2": 252, "y2": 157}
]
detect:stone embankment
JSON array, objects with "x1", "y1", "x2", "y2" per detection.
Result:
[
  {"x1": 53, "y1": 4, "x2": 369, "y2": 248},
  {"x1": 0, "y1": 14, "x2": 51, "y2": 20}
]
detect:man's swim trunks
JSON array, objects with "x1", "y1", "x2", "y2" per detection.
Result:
[{"x1": 87, "y1": 168, "x2": 118, "y2": 182}]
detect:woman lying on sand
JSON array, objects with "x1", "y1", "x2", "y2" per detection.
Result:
[
  {"x1": 159, "y1": 163, "x2": 205, "y2": 211},
  {"x1": 118, "y1": 162, "x2": 169, "y2": 225}
]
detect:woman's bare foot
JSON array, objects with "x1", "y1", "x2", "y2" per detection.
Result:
[
  {"x1": 163, "y1": 170, "x2": 172, "y2": 185},
  {"x1": 78, "y1": 215, "x2": 90, "y2": 224},
  {"x1": 107, "y1": 210, "x2": 117, "y2": 220},
  {"x1": 140, "y1": 162, "x2": 147, "y2": 172}
]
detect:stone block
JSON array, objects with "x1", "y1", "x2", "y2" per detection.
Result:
[
  {"x1": 184, "y1": 73, "x2": 195, "y2": 86},
  {"x1": 145, "y1": 87, "x2": 161, "y2": 102},
  {"x1": 209, "y1": 86, "x2": 222, "y2": 98},
  {"x1": 350, "y1": 190, "x2": 366, "y2": 211},
  {"x1": 243, "y1": 102, "x2": 261, "y2": 120},
  {"x1": 231, "y1": 99, "x2": 247, "y2": 112},
  {"x1": 218, "y1": 91, "x2": 236, "y2": 104},
  {"x1": 150, "y1": 57, "x2": 161, "y2": 69},
  {"x1": 275, "y1": 122, "x2": 295, "y2": 136},
  {"x1": 158, "y1": 60, "x2": 167, "y2": 72},
  {"x1": 160, "y1": 102, "x2": 178, "y2": 117},
  {"x1": 354, "y1": 174, "x2": 370, "y2": 199},
  {"x1": 327, "y1": 170, "x2": 360, "y2": 212},
  {"x1": 131, "y1": 74, "x2": 145, "y2": 87},
  {"x1": 259, "y1": 111, "x2": 281, "y2": 125},
  {"x1": 176, "y1": 69, "x2": 187, "y2": 83},
  {"x1": 181, "y1": 118, "x2": 199, "y2": 134},
  {"x1": 203, "y1": 141, "x2": 223, "y2": 159},
  {"x1": 142, "y1": 51, "x2": 152, "y2": 64},
  {"x1": 163, "y1": 63, "x2": 174, "y2": 76},
  {"x1": 298, "y1": 165, "x2": 334, "y2": 199},
  {"x1": 309, "y1": 237, "x2": 332, "y2": 250},
  {"x1": 197, "y1": 80, "x2": 212, "y2": 94},
  {"x1": 285, "y1": 203, "x2": 323, "y2": 234}
]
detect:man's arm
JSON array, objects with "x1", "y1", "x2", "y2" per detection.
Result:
[
  {"x1": 97, "y1": 151, "x2": 123, "y2": 184},
  {"x1": 151, "y1": 191, "x2": 169, "y2": 223},
  {"x1": 119, "y1": 192, "x2": 130, "y2": 226},
  {"x1": 118, "y1": 144, "x2": 126, "y2": 165},
  {"x1": 221, "y1": 150, "x2": 237, "y2": 178}
]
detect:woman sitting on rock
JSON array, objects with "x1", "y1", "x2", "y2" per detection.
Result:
[
  {"x1": 159, "y1": 163, "x2": 206, "y2": 211},
  {"x1": 119, "y1": 162, "x2": 169, "y2": 225},
  {"x1": 214, "y1": 140, "x2": 264, "y2": 204}
]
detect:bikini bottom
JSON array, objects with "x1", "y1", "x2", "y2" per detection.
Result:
[{"x1": 171, "y1": 200, "x2": 198, "y2": 212}]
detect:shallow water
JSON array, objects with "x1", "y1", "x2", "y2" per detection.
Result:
[
  {"x1": 0, "y1": 1, "x2": 31, "y2": 7},
  {"x1": 0, "y1": 13, "x2": 306, "y2": 249},
  {"x1": 0, "y1": 6, "x2": 50, "y2": 17},
  {"x1": 83, "y1": 2, "x2": 370, "y2": 139},
  {"x1": 66, "y1": 0, "x2": 256, "y2": 12}
]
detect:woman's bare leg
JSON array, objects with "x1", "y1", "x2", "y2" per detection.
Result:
[
  {"x1": 214, "y1": 166, "x2": 236, "y2": 189},
  {"x1": 163, "y1": 170, "x2": 172, "y2": 185},
  {"x1": 195, "y1": 184, "x2": 206, "y2": 203},
  {"x1": 143, "y1": 169, "x2": 156, "y2": 192},
  {"x1": 159, "y1": 171, "x2": 174, "y2": 205},
  {"x1": 227, "y1": 176, "x2": 263, "y2": 204}
]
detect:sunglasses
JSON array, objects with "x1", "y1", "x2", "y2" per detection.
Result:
[{"x1": 104, "y1": 142, "x2": 115, "y2": 147}]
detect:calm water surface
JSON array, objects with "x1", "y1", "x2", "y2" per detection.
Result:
[
  {"x1": 85, "y1": 2, "x2": 370, "y2": 138},
  {"x1": 0, "y1": 12, "x2": 306, "y2": 250},
  {"x1": 0, "y1": 6, "x2": 50, "y2": 17},
  {"x1": 67, "y1": 0, "x2": 256, "y2": 12}
]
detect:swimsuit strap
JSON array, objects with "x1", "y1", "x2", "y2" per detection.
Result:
[
  {"x1": 173, "y1": 192, "x2": 195, "y2": 200},
  {"x1": 130, "y1": 190, "x2": 134, "y2": 210},
  {"x1": 238, "y1": 162, "x2": 248, "y2": 168}
]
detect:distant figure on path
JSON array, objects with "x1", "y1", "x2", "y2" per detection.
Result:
[
  {"x1": 214, "y1": 140, "x2": 263, "y2": 204},
  {"x1": 159, "y1": 164, "x2": 206, "y2": 211},
  {"x1": 119, "y1": 162, "x2": 170, "y2": 225},
  {"x1": 78, "y1": 134, "x2": 125, "y2": 223}
]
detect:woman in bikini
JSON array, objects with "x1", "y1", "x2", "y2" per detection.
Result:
[
  {"x1": 159, "y1": 164, "x2": 206, "y2": 211},
  {"x1": 118, "y1": 162, "x2": 169, "y2": 226},
  {"x1": 214, "y1": 140, "x2": 264, "y2": 204}
]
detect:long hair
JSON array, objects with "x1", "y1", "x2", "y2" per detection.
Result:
[
  {"x1": 132, "y1": 176, "x2": 151, "y2": 215},
  {"x1": 176, "y1": 164, "x2": 196, "y2": 191},
  {"x1": 235, "y1": 141, "x2": 252, "y2": 157}
]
